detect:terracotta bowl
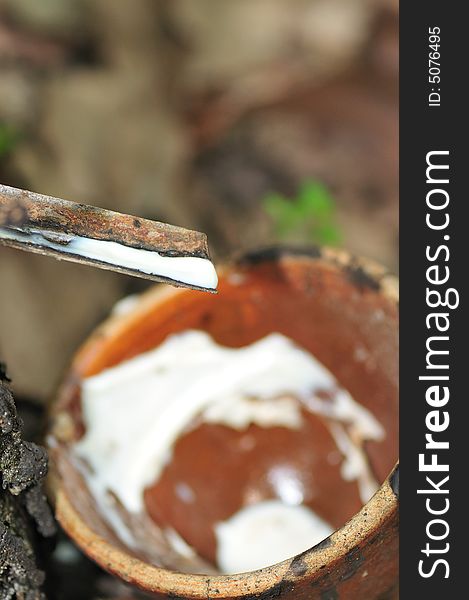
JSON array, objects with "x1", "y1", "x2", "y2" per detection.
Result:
[{"x1": 49, "y1": 247, "x2": 399, "y2": 599}]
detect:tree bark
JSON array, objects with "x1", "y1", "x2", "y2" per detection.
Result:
[{"x1": 0, "y1": 367, "x2": 56, "y2": 599}]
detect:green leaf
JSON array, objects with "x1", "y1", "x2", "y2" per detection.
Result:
[
  {"x1": 264, "y1": 193, "x2": 300, "y2": 236},
  {"x1": 262, "y1": 180, "x2": 342, "y2": 246},
  {"x1": 312, "y1": 223, "x2": 342, "y2": 245},
  {"x1": 297, "y1": 181, "x2": 335, "y2": 219},
  {"x1": 0, "y1": 124, "x2": 19, "y2": 158}
]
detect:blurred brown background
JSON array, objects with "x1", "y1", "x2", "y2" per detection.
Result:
[{"x1": 0, "y1": 0, "x2": 398, "y2": 404}]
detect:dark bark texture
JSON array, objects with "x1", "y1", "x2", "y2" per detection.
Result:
[{"x1": 1, "y1": 367, "x2": 56, "y2": 599}]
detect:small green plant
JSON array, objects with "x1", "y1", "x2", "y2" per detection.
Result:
[
  {"x1": 263, "y1": 180, "x2": 342, "y2": 246},
  {"x1": 0, "y1": 123, "x2": 20, "y2": 159}
]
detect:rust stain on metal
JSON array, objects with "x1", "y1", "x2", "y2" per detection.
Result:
[
  {"x1": 0, "y1": 184, "x2": 210, "y2": 258},
  {"x1": 0, "y1": 183, "x2": 216, "y2": 291}
]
